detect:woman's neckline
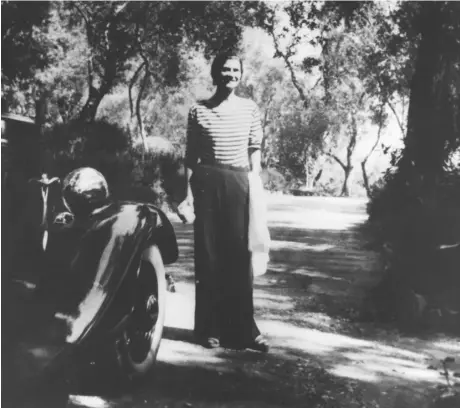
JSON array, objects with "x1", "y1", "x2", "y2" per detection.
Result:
[{"x1": 204, "y1": 93, "x2": 240, "y2": 110}]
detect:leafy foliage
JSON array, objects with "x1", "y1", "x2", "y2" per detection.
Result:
[
  {"x1": 43, "y1": 120, "x2": 132, "y2": 184},
  {"x1": 1, "y1": 1, "x2": 52, "y2": 83},
  {"x1": 276, "y1": 99, "x2": 328, "y2": 182},
  {"x1": 1, "y1": 1, "x2": 54, "y2": 115},
  {"x1": 256, "y1": 2, "x2": 411, "y2": 196},
  {"x1": 365, "y1": 1, "x2": 460, "y2": 329},
  {"x1": 42, "y1": 119, "x2": 182, "y2": 207}
]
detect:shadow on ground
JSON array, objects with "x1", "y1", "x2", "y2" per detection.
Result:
[{"x1": 69, "y1": 196, "x2": 460, "y2": 408}]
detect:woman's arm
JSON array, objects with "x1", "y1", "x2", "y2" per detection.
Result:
[
  {"x1": 183, "y1": 166, "x2": 194, "y2": 205},
  {"x1": 180, "y1": 106, "x2": 198, "y2": 208}
]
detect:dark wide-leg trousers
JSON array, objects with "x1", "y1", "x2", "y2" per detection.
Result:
[{"x1": 192, "y1": 164, "x2": 260, "y2": 345}]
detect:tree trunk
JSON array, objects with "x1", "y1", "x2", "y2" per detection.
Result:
[
  {"x1": 328, "y1": 153, "x2": 353, "y2": 197},
  {"x1": 400, "y1": 2, "x2": 460, "y2": 212},
  {"x1": 341, "y1": 167, "x2": 352, "y2": 197},
  {"x1": 403, "y1": 3, "x2": 456, "y2": 206},
  {"x1": 304, "y1": 162, "x2": 311, "y2": 189},
  {"x1": 34, "y1": 88, "x2": 48, "y2": 132},
  {"x1": 136, "y1": 69, "x2": 150, "y2": 161},
  {"x1": 261, "y1": 94, "x2": 273, "y2": 167},
  {"x1": 78, "y1": 85, "x2": 104, "y2": 123},
  {"x1": 76, "y1": 3, "x2": 129, "y2": 123},
  {"x1": 304, "y1": 159, "x2": 321, "y2": 190},
  {"x1": 343, "y1": 115, "x2": 358, "y2": 196},
  {"x1": 361, "y1": 104, "x2": 385, "y2": 198},
  {"x1": 334, "y1": 114, "x2": 358, "y2": 197},
  {"x1": 313, "y1": 169, "x2": 322, "y2": 187},
  {"x1": 303, "y1": 148, "x2": 313, "y2": 189},
  {"x1": 361, "y1": 161, "x2": 370, "y2": 197}
]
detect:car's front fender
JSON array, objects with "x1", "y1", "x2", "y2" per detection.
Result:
[{"x1": 5, "y1": 201, "x2": 178, "y2": 391}]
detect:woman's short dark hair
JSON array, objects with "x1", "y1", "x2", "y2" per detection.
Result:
[{"x1": 211, "y1": 52, "x2": 244, "y2": 85}]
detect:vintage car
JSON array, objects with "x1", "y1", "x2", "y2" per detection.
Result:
[{"x1": 2, "y1": 114, "x2": 179, "y2": 405}]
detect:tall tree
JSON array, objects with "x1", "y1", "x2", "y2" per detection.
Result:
[
  {"x1": 277, "y1": 99, "x2": 328, "y2": 188},
  {"x1": 238, "y1": 29, "x2": 289, "y2": 167},
  {"x1": 259, "y1": 1, "x2": 371, "y2": 195},
  {"x1": 1, "y1": 1, "x2": 52, "y2": 83},
  {"x1": 321, "y1": 23, "x2": 372, "y2": 197},
  {"x1": 65, "y1": 1, "x2": 137, "y2": 122},
  {"x1": 401, "y1": 1, "x2": 460, "y2": 206},
  {"x1": 360, "y1": 102, "x2": 388, "y2": 197},
  {"x1": 1, "y1": 1, "x2": 52, "y2": 114},
  {"x1": 34, "y1": 3, "x2": 88, "y2": 125},
  {"x1": 259, "y1": 1, "x2": 413, "y2": 196}
]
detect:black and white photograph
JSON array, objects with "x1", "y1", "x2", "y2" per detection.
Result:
[{"x1": 2, "y1": 1, "x2": 460, "y2": 407}]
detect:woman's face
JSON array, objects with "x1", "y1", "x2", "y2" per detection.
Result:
[{"x1": 216, "y1": 58, "x2": 242, "y2": 90}]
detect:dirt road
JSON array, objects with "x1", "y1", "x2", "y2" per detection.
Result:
[{"x1": 69, "y1": 195, "x2": 460, "y2": 408}]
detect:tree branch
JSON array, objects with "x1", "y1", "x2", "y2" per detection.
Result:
[
  {"x1": 375, "y1": 75, "x2": 406, "y2": 137},
  {"x1": 73, "y1": 2, "x2": 90, "y2": 27},
  {"x1": 387, "y1": 98, "x2": 406, "y2": 137},
  {"x1": 136, "y1": 67, "x2": 149, "y2": 158},
  {"x1": 346, "y1": 113, "x2": 358, "y2": 163},
  {"x1": 269, "y1": 29, "x2": 309, "y2": 107},
  {"x1": 262, "y1": 93, "x2": 274, "y2": 130},
  {"x1": 129, "y1": 62, "x2": 146, "y2": 117},
  {"x1": 363, "y1": 107, "x2": 385, "y2": 166},
  {"x1": 326, "y1": 152, "x2": 347, "y2": 170},
  {"x1": 361, "y1": 103, "x2": 385, "y2": 197},
  {"x1": 113, "y1": 1, "x2": 130, "y2": 17},
  {"x1": 260, "y1": 92, "x2": 276, "y2": 165},
  {"x1": 72, "y1": 3, "x2": 94, "y2": 93}
]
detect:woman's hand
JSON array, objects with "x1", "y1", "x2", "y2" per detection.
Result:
[
  {"x1": 177, "y1": 194, "x2": 195, "y2": 224},
  {"x1": 178, "y1": 193, "x2": 193, "y2": 212},
  {"x1": 178, "y1": 166, "x2": 194, "y2": 213}
]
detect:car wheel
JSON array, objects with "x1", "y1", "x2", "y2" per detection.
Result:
[{"x1": 117, "y1": 245, "x2": 166, "y2": 377}]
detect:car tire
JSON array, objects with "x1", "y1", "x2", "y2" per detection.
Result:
[{"x1": 117, "y1": 245, "x2": 166, "y2": 377}]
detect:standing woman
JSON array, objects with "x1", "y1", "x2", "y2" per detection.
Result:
[{"x1": 179, "y1": 52, "x2": 269, "y2": 352}]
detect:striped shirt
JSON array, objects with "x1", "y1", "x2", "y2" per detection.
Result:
[{"x1": 185, "y1": 96, "x2": 263, "y2": 168}]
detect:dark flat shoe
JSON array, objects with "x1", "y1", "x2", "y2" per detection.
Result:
[
  {"x1": 196, "y1": 337, "x2": 220, "y2": 349},
  {"x1": 247, "y1": 335, "x2": 270, "y2": 353}
]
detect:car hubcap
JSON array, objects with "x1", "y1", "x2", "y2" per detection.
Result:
[{"x1": 125, "y1": 291, "x2": 159, "y2": 363}]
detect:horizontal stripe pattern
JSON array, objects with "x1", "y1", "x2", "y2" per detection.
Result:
[{"x1": 185, "y1": 97, "x2": 263, "y2": 168}]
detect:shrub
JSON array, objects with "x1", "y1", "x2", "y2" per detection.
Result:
[
  {"x1": 42, "y1": 120, "x2": 183, "y2": 207},
  {"x1": 261, "y1": 167, "x2": 287, "y2": 192},
  {"x1": 314, "y1": 181, "x2": 339, "y2": 197},
  {"x1": 365, "y1": 155, "x2": 460, "y2": 330},
  {"x1": 129, "y1": 137, "x2": 185, "y2": 206},
  {"x1": 43, "y1": 120, "x2": 132, "y2": 185}
]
